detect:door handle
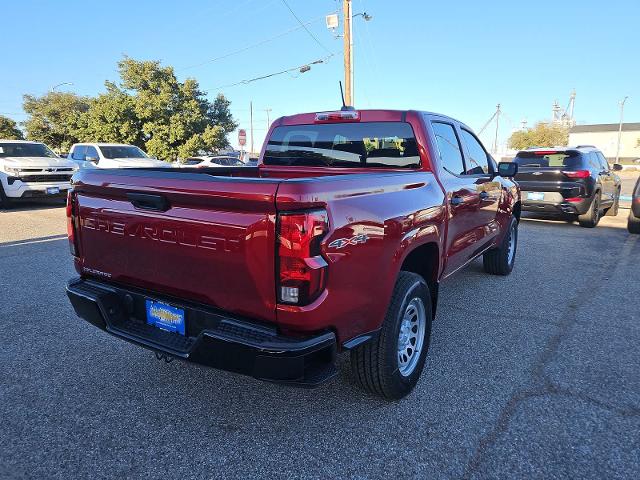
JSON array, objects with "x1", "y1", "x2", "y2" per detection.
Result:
[{"x1": 127, "y1": 192, "x2": 170, "y2": 212}]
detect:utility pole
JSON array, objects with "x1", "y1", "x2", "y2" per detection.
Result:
[
  {"x1": 493, "y1": 104, "x2": 501, "y2": 154},
  {"x1": 343, "y1": 0, "x2": 353, "y2": 106},
  {"x1": 250, "y1": 101, "x2": 254, "y2": 155},
  {"x1": 264, "y1": 108, "x2": 272, "y2": 131},
  {"x1": 615, "y1": 96, "x2": 628, "y2": 165}
]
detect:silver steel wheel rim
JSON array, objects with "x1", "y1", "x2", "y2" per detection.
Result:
[
  {"x1": 397, "y1": 297, "x2": 427, "y2": 377},
  {"x1": 507, "y1": 223, "x2": 517, "y2": 265}
]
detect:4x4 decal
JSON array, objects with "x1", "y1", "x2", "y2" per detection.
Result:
[{"x1": 328, "y1": 234, "x2": 369, "y2": 249}]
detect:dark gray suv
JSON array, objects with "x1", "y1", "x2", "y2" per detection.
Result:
[{"x1": 514, "y1": 146, "x2": 622, "y2": 228}]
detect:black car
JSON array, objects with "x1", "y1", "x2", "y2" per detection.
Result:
[
  {"x1": 513, "y1": 146, "x2": 622, "y2": 228},
  {"x1": 628, "y1": 176, "x2": 640, "y2": 234}
]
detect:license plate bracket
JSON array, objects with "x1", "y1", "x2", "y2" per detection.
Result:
[{"x1": 146, "y1": 300, "x2": 186, "y2": 335}]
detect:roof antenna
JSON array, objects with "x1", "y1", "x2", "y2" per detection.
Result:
[{"x1": 339, "y1": 81, "x2": 354, "y2": 111}]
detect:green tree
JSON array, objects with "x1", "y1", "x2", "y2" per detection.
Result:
[
  {"x1": 22, "y1": 92, "x2": 90, "y2": 151},
  {"x1": 103, "y1": 57, "x2": 237, "y2": 160},
  {"x1": 508, "y1": 122, "x2": 569, "y2": 150},
  {"x1": 83, "y1": 82, "x2": 143, "y2": 147},
  {"x1": 0, "y1": 115, "x2": 24, "y2": 140}
]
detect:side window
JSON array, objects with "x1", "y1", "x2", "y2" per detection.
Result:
[
  {"x1": 71, "y1": 145, "x2": 87, "y2": 160},
  {"x1": 431, "y1": 122, "x2": 465, "y2": 176},
  {"x1": 85, "y1": 146, "x2": 99, "y2": 160},
  {"x1": 597, "y1": 152, "x2": 610, "y2": 172},
  {"x1": 460, "y1": 129, "x2": 490, "y2": 175}
]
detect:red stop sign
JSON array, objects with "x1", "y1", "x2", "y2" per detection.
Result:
[{"x1": 238, "y1": 129, "x2": 247, "y2": 146}]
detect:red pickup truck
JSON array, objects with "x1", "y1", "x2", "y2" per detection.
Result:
[{"x1": 66, "y1": 109, "x2": 520, "y2": 399}]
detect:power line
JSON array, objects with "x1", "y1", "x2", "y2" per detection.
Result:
[
  {"x1": 179, "y1": 14, "x2": 330, "y2": 71},
  {"x1": 213, "y1": 55, "x2": 333, "y2": 90},
  {"x1": 280, "y1": 0, "x2": 333, "y2": 55}
]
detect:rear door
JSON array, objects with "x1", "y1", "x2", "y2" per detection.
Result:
[
  {"x1": 595, "y1": 151, "x2": 615, "y2": 205},
  {"x1": 73, "y1": 169, "x2": 281, "y2": 322},
  {"x1": 430, "y1": 121, "x2": 486, "y2": 275}
]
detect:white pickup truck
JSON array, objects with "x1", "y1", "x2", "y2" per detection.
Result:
[
  {"x1": 0, "y1": 140, "x2": 78, "y2": 208},
  {"x1": 68, "y1": 143, "x2": 170, "y2": 169}
]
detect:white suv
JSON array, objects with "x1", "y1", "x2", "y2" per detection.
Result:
[
  {"x1": 68, "y1": 143, "x2": 170, "y2": 169},
  {"x1": 0, "y1": 140, "x2": 78, "y2": 208}
]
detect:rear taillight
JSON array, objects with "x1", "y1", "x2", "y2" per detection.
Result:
[
  {"x1": 562, "y1": 170, "x2": 590, "y2": 179},
  {"x1": 277, "y1": 210, "x2": 329, "y2": 305},
  {"x1": 565, "y1": 197, "x2": 583, "y2": 203},
  {"x1": 66, "y1": 190, "x2": 79, "y2": 257}
]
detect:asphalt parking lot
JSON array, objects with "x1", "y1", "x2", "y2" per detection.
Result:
[{"x1": 1, "y1": 200, "x2": 638, "y2": 479}]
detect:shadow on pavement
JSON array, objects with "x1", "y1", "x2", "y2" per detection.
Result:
[{"x1": 0, "y1": 198, "x2": 66, "y2": 213}]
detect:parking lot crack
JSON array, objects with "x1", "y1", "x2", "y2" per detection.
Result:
[{"x1": 462, "y1": 235, "x2": 633, "y2": 479}]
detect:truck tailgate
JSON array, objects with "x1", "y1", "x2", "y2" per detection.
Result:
[{"x1": 72, "y1": 169, "x2": 280, "y2": 322}]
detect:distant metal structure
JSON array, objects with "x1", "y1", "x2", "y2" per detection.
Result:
[{"x1": 552, "y1": 90, "x2": 576, "y2": 127}]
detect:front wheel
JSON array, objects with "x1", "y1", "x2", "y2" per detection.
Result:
[
  {"x1": 0, "y1": 183, "x2": 11, "y2": 210},
  {"x1": 350, "y1": 272, "x2": 432, "y2": 400},
  {"x1": 483, "y1": 216, "x2": 518, "y2": 275}
]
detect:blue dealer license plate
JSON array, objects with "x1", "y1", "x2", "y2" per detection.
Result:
[
  {"x1": 46, "y1": 187, "x2": 60, "y2": 195},
  {"x1": 146, "y1": 300, "x2": 185, "y2": 335},
  {"x1": 527, "y1": 192, "x2": 544, "y2": 201}
]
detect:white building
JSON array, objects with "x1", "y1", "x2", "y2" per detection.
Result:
[{"x1": 568, "y1": 123, "x2": 640, "y2": 162}]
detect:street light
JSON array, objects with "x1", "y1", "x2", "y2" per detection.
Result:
[
  {"x1": 353, "y1": 12, "x2": 373, "y2": 21},
  {"x1": 615, "y1": 96, "x2": 629, "y2": 166},
  {"x1": 50, "y1": 82, "x2": 74, "y2": 92}
]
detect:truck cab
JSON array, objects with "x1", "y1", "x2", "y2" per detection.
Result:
[
  {"x1": 0, "y1": 139, "x2": 78, "y2": 208},
  {"x1": 68, "y1": 143, "x2": 170, "y2": 169}
]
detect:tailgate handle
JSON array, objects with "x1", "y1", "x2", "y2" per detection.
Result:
[{"x1": 126, "y1": 193, "x2": 170, "y2": 212}]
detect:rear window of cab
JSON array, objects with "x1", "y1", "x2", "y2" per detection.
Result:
[
  {"x1": 263, "y1": 122, "x2": 420, "y2": 168},
  {"x1": 514, "y1": 151, "x2": 583, "y2": 169}
]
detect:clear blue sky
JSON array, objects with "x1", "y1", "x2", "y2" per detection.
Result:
[{"x1": 1, "y1": 0, "x2": 638, "y2": 151}]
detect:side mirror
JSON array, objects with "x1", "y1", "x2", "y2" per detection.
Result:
[
  {"x1": 497, "y1": 161, "x2": 518, "y2": 177},
  {"x1": 612, "y1": 163, "x2": 623, "y2": 171}
]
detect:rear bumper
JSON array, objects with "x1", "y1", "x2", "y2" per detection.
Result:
[
  {"x1": 66, "y1": 278, "x2": 337, "y2": 386},
  {"x1": 521, "y1": 191, "x2": 591, "y2": 215}
]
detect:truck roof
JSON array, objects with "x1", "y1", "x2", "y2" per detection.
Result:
[
  {"x1": 73, "y1": 142, "x2": 138, "y2": 147},
  {"x1": 275, "y1": 109, "x2": 473, "y2": 132},
  {"x1": 0, "y1": 139, "x2": 43, "y2": 144}
]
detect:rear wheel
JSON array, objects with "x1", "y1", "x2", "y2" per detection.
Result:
[
  {"x1": 350, "y1": 272, "x2": 432, "y2": 400},
  {"x1": 628, "y1": 210, "x2": 640, "y2": 234},
  {"x1": 483, "y1": 216, "x2": 518, "y2": 275},
  {"x1": 605, "y1": 188, "x2": 621, "y2": 217},
  {"x1": 578, "y1": 192, "x2": 601, "y2": 228}
]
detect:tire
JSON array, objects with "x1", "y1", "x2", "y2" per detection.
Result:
[
  {"x1": 628, "y1": 210, "x2": 640, "y2": 234},
  {"x1": 0, "y1": 182, "x2": 11, "y2": 210},
  {"x1": 605, "y1": 188, "x2": 621, "y2": 217},
  {"x1": 483, "y1": 216, "x2": 518, "y2": 276},
  {"x1": 350, "y1": 271, "x2": 432, "y2": 400},
  {"x1": 578, "y1": 191, "x2": 601, "y2": 228}
]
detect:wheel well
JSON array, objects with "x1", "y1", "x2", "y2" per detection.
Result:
[
  {"x1": 513, "y1": 201, "x2": 521, "y2": 222},
  {"x1": 400, "y1": 242, "x2": 440, "y2": 318}
]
